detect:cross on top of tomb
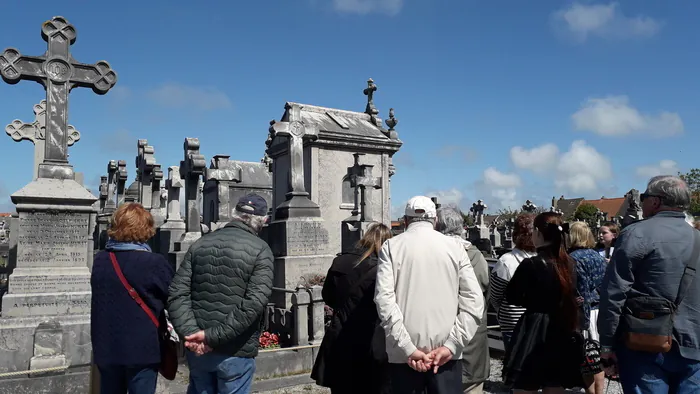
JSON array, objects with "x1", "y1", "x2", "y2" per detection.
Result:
[
  {"x1": 364, "y1": 78, "x2": 379, "y2": 116},
  {"x1": 0, "y1": 16, "x2": 117, "y2": 179},
  {"x1": 470, "y1": 199, "x2": 487, "y2": 226}
]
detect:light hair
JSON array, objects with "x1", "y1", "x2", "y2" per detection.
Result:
[
  {"x1": 435, "y1": 207, "x2": 465, "y2": 237},
  {"x1": 647, "y1": 175, "x2": 691, "y2": 210},
  {"x1": 231, "y1": 210, "x2": 267, "y2": 233},
  {"x1": 108, "y1": 203, "x2": 155, "y2": 243},
  {"x1": 405, "y1": 216, "x2": 436, "y2": 226},
  {"x1": 568, "y1": 221, "x2": 596, "y2": 249},
  {"x1": 357, "y1": 223, "x2": 393, "y2": 264}
]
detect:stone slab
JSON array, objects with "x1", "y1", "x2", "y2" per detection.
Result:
[
  {"x1": 0, "y1": 315, "x2": 91, "y2": 375},
  {"x1": 269, "y1": 219, "x2": 330, "y2": 257},
  {"x1": 15, "y1": 211, "x2": 90, "y2": 269},
  {"x1": 1, "y1": 292, "x2": 90, "y2": 318},
  {"x1": 0, "y1": 367, "x2": 89, "y2": 394},
  {"x1": 8, "y1": 268, "x2": 90, "y2": 294}
]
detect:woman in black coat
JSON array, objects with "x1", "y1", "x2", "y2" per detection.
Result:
[{"x1": 311, "y1": 223, "x2": 393, "y2": 394}]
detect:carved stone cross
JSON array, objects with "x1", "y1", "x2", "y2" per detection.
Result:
[
  {"x1": 150, "y1": 164, "x2": 163, "y2": 210},
  {"x1": 104, "y1": 160, "x2": 118, "y2": 212},
  {"x1": 116, "y1": 160, "x2": 128, "y2": 205},
  {"x1": 0, "y1": 16, "x2": 117, "y2": 179},
  {"x1": 166, "y1": 166, "x2": 184, "y2": 222},
  {"x1": 364, "y1": 78, "x2": 378, "y2": 116},
  {"x1": 5, "y1": 100, "x2": 80, "y2": 180},
  {"x1": 136, "y1": 139, "x2": 156, "y2": 209},
  {"x1": 522, "y1": 199, "x2": 537, "y2": 213},
  {"x1": 470, "y1": 200, "x2": 487, "y2": 226},
  {"x1": 180, "y1": 138, "x2": 206, "y2": 233},
  {"x1": 270, "y1": 104, "x2": 319, "y2": 199},
  {"x1": 346, "y1": 153, "x2": 383, "y2": 222}
]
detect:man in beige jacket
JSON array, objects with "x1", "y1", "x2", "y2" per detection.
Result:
[{"x1": 375, "y1": 196, "x2": 484, "y2": 394}]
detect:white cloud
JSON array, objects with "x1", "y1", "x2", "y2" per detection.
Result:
[
  {"x1": 555, "y1": 140, "x2": 613, "y2": 194},
  {"x1": 478, "y1": 168, "x2": 522, "y2": 209},
  {"x1": 636, "y1": 160, "x2": 679, "y2": 178},
  {"x1": 146, "y1": 83, "x2": 233, "y2": 111},
  {"x1": 333, "y1": 0, "x2": 403, "y2": 16},
  {"x1": 552, "y1": 2, "x2": 662, "y2": 42},
  {"x1": 572, "y1": 96, "x2": 683, "y2": 137},
  {"x1": 424, "y1": 188, "x2": 464, "y2": 208},
  {"x1": 510, "y1": 144, "x2": 559, "y2": 174}
]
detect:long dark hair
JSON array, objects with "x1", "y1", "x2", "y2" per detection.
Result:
[{"x1": 534, "y1": 212, "x2": 578, "y2": 331}]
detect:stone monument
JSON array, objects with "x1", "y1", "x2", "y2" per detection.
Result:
[
  {"x1": 340, "y1": 153, "x2": 382, "y2": 254},
  {"x1": 0, "y1": 16, "x2": 117, "y2": 391}
]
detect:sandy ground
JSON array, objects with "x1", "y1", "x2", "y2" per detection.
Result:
[{"x1": 253, "y1": 357, "x2": 625, "y2": 394}]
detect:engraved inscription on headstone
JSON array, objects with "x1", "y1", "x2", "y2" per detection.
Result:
[
  {"x1": 285, "y1": 221, "x2": 329, "y2": 256},
  {"x1": 17, "y1": 212, "x2": 88, "y2": 268}
]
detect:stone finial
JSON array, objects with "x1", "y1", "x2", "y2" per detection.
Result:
[{"x1": 385, "y1": 108, "x2": 398, "y2": 131}]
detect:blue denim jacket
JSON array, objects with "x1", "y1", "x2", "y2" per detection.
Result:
[{"x1": 598, "y1": 211, "x2": 700, "y2": 361}]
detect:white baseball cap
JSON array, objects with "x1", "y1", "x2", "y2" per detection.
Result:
[{"x1": 404, "y1": 196, "x2": 437, "y2": 218}]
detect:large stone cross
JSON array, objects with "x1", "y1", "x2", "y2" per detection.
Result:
[
  {"x1": 0, "y1": 16, "x2": 117, "y2": 179},
  {"x1": 470, "y1": 199, "x2": 487, "y2": 227},
  {"x1": 270, "y1": 104, "x2": 319, "y2": 199},
  {"x1": 346, "y1": 153, "x2": 382, "y2": 222},
  {"x1": 166, "y1": 166, "x2": 184, "y2": 222},
  {"x1": 5, "y1": 100, "x2": 80, "y2": 180},
  {"x1": 180, "y1": 138, "x2": 206, "y2": 233}
]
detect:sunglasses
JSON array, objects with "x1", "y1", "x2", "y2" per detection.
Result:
[{"x1": 640, "y1": 193, "x2": 664, "y2": 202}]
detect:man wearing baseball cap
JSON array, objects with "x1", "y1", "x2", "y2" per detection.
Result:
[
  {"x1": 168, "y1": 193, "x2": 273, "y2": 394},
  {"x1": 374, "y1": 196, "x2": 484, "y2": 394}
]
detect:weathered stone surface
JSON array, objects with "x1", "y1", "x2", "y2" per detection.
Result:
[
  {"x1": 272, "y1": 255, "x2": 334, "y2": 308},
  {"x1": 1, "y1": 292, "x2": 90, "y2": 317},
  {"x1": 269, "y1": 219, "x2": 330, "y2": 258}
]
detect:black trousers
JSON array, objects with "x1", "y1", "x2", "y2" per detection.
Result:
[{"x1": 388, "y1": 360, "x2": 462, "y2": 394}]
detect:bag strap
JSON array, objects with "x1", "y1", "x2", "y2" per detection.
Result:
[
  {"x1": 675, "y1": 230, "x2": 700, "y2": 306},
  {"x1": 109, "y1": 252, "x2": 160, "y2": 329}
]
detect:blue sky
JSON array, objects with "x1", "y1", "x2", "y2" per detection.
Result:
[{"x1": 0, "y1": 1, "x2": 694, "y2": 217}]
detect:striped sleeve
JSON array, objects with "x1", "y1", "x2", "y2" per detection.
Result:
[{"x1": 490, "y1": 273, "x2": 526, "y2": 333}]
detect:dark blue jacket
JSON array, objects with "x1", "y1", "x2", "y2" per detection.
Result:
[
  {"x1": 598, "y1": 211, "x2": 700, "y2": 360},
  {"x1": 91, "y1": 250, "x2": 174, "y2": 366}
]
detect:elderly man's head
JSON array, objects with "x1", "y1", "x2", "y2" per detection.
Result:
[
  {"x1": 232, "y1": 193, "x2": 269, "y2": 233},
  {"x1": 642, "y1": 175, "x2": 691, "y2": 218},
  {"x1": 403, "y1": 196, "x2": 437, "y2": 227},
  {"x1": 436, "y1": 207, "x2": 465, "y2": 238}
]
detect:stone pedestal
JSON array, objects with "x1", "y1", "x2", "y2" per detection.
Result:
[
  {"x1": 340, "y1": 217, "x2": 374, "y2": 254},
  {"x1": 169, "y1": 232, "x2": 201, "y2": 270},
  {"x1": 0, "y1": 178, "x2": 96, "y2": 384},
  {"x1": 269, "y1": 217, "x2": 333, "y2": 308}
]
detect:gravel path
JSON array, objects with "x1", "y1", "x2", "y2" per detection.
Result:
[{"x1": 253, "y1": 357, "x2": 624, "y2": 394}]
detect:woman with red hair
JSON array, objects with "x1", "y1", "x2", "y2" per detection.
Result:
[{"x1": 503, "y1": 212, "x2": 583, "y2": 393}]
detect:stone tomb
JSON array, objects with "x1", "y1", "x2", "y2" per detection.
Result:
[
  {"x1": 266, "y1": 80, "x2": 402, "y2": 267},
  {"x1": 0, "y1": 16, "x2": 116, "y2": 387}
]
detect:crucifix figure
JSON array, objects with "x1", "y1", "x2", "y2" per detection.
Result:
[
  {"x1": 5, "y1": 100, "x2": 81, "y2": 180},
  {"x1": 0, "y1": 16, "x2": 117, "y2": 180},
  {"x1": 269, "y1": 103, "x2": 321, "y2": 218}
]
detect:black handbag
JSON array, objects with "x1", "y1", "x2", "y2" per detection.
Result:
[{"x1": 621, "y1": 230, "x2": 700, "y2": 353}]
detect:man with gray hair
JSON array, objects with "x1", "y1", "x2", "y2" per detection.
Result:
[
  {"x1": 599, "y1": 175, "x2": 700, "y2": 393},
  {"x1": 375, "y1": 196, "x2": 484, "y2": 394},
  {"x1": 436, "y1": 207, "x2": 490, "y2": 394},
  {"x1": 168, "y1": 193, "x2": 274, "y2": 394}
]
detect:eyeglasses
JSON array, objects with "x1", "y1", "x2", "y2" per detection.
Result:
[{"x1": 640, "y1": 193, "x2": 664, "y2": 202}]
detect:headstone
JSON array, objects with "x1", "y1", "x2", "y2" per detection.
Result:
[
  {"x1": 169, "y1": 138, "x2": 206, "y2": 269},
  {"x1": 135, "y1": 140, "x2": 155, "y2": 210},
  {"x1": 158, "y1": 166, "x2": 185, "y2": 266},
  {"x1": 0, "y1": 16, "x2": 116, "y2": 386},
  {"x1": 115, "y1": 160, "x2": 128, "y2": 205},
  {"x1": 104, "y1": 160, "x2": 118, "y2": 213},
  {"x1": 267, "y1": 105, "x2": 333, "y2": 308},
  {"x1": 149, "y1": 164, "x2": 165, "y2": 227},
  {"x1": 5, "y1": 100, "x2": 81, "y2": 180}
]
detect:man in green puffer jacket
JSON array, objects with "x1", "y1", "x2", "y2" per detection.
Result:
[{"x1": 167, "y1": 193, "x2": 274, "y2": 394}]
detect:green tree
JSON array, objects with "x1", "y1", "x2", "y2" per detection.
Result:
[
  {"x1": 496, "y1": 208, "x2": 521, "y2": 223},
  {"x1": 461, "y1": 210, "x2": 474, "y2": 226},
  {"x1": 679, "y1": 169, "x2": 700, "y2": 215},
  {"x1": 574, "y1": 203, "x2": 598, "y2": 227}
]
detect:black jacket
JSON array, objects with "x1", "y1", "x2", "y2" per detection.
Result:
[
  {"x1": 167, "y1": 220, "x2": 274, "y2": 358},
  {"x1": 311, "y1": 250, "x2": 387, "y2": 393}
]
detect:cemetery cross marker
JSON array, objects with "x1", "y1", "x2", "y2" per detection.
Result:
[
  {"x1": 5, "y1": 100, "x2": 80, "y2": 180},
  {"x1": 0, "y1": 16, "x2": 117, "y2": 179},
  {"x1": 104, "y1": 160, "x2": 118, "y2": 212}
]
